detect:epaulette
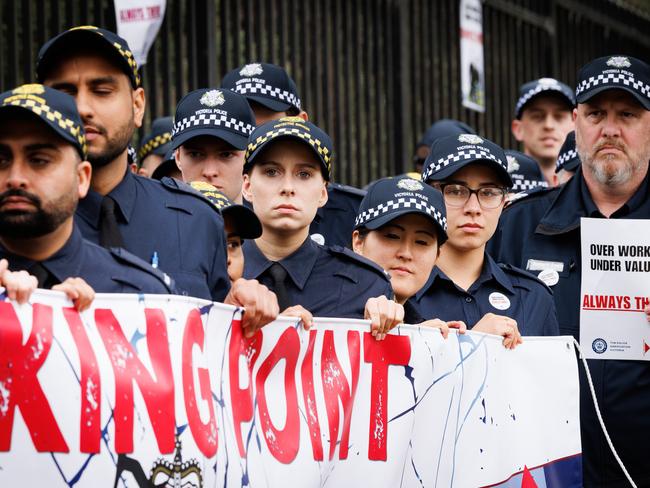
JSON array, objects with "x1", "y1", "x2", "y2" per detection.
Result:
[
  {"x1": 109, "y1": 247, "x2": 175, "y2": 292},
  {"x1": 329, "y1": 182, "x2": 367, "y2": 198},
  {"x1": 327, "y1": 245, "x2": 391, "y2": 281},
  {"x1": 505, "y1": 186, "x2": 557, "y2": 208},
  {"x1": 498, "y1": 263, "x2": 552, "y2": 294},
  {"x1": 159, "y1": 177, "x2": 222, "y2": 213}
]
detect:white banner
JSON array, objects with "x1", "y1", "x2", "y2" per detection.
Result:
[
  {"x1": 460, "y1": 0, "x2": 485, "y2": 112},
  {"x1": 580, "y1": 217, "x2": 650, "y2": 360},
  {"x1": 0, "y1": 291, "x2": 581, "y2": 487},
  {"x1": 114, "y1": 0, "x2": 166, "y2": 67}
]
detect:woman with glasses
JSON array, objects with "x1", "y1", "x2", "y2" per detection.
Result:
[{"x1": 410, "y1": 133, "x2": 559, "y2": 344}]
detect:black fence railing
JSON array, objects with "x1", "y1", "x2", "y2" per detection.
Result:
[{"x1": 1, "y1": 0, "x2": 649, "y2": 186}]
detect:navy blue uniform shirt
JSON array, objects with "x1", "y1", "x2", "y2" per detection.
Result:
[
  {"x1": 76, "y1": 170, "x2": 230, "y2": 301},
  {"x1": 409, "y1": 253, "x2": 559, "y2": 336},
  {"x1": 309, "y1": 183, "x2": 366, "y2": 248},
  {"x1": 489, "y1": 166, "x2": 650, "y2": 487},
  {"x1": 243, "y1": 237, "x2": 393, "y2": 318},
  {"x1": 0, "y1": 226, "x2": 174, "y2": 294}
]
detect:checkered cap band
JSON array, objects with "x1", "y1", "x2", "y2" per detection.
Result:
[
  {"x1": 422, "y1": 149, "x2": 506, "y2": 182},
  {"x1": 354, "y1": 197, "x2": 447, "y2": 231},
  {"x1": 556, "y1": 148, "x2": 578, "y2": 170},
  {"x1": 246, "y1": 126, "x2": 331, "y2": 173},
  {"x1": 234, "y1": 81, "x2": 301, "y2": 109},
  {"x1": 111, "y1": 41, "x2": 141, "y2": 87},
  {"x1": 512, "y1": 179, "x2": 549, "y2": 191},
  {"x1": 138, "y1": 132, "x2": 172, "y2": 159},
  {"x1": 576, "y1": 72, "x2": 650, "y2": 99},
  {"x1": 516, "y1": 84, "x2": 569, "y2": 115},
  {"x1": 3, "y1": 97, "x2": 87, "y2": 157},
  {"x1": 172, "y1": 113, "x2": 255, "y2": 138}
]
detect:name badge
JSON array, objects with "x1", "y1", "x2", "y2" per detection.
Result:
[{"x1": 526, "y1": 259, "x2": 564, "y2": 273}]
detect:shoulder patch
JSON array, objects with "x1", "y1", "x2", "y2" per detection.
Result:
[
  {"x1": 498, "y1": 263, "x2": 552, "y2": 294},
  {"x1": 327, "y1": 245, "x2": 390, "y2": 281},
  {"x1": 109, "y1": 247, "x2": 175, "y2": 292}
]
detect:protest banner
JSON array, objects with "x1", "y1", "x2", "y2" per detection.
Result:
[
  {"x1": 580, "y1": 217, "x2": 650, "y2": 360},
  {"x1": 114, "y1": 0, "x2": 166, "y2": 67},
  {"x1": 0, "y1": 291, "x2": 581, "y2": 487}
]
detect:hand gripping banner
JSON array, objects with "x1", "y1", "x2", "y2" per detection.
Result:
[{"x1": 0, "y1": 291, "x2": 581, "y2": 487}]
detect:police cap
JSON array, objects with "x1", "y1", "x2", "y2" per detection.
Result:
[
  {"x1": 505, "y1": 150, "x2": 548, "y2": 192},
  {"x1": 139, "y1": 116, "x2": 173, "y2": 161},
  {"x1": 555, "y1": 131, "x2": 581, "y2": 173},
  {"x1": 514, "y1": 78, "x2": 575, "y2": 119},
  {"x1": 0, "y1": 84, "x2": 87, "y2": 159},
  {"x1": 422, "y1": 133, "x2": 512, "y2": 187}
]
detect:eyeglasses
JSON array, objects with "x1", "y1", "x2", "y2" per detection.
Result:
[{"x1": 438, "y1": 183, "x2": 507, "y2": 209}]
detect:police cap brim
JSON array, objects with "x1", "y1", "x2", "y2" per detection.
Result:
[
  {"x1": 576, "y1": 85, "x2": 650, "y2": 110},
  {"x1": 222, "y1": 205, "x2": 262, "y2": 240},
  {"x1": 247, "y1": 94, "x2": 293, "y2": 113},
  {"x1": 171, "y1": 127, "x2": 248, "y2": 152},
  {"x1": 363, "y1": 208, "x2": 447, "y2": 246},
  {"x1": 428, "y1": 159, "x2": 513, "y2": 188}
]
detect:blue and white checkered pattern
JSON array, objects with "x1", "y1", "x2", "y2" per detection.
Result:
[
  {"x1": 422, "y1": 149, "x2": 506, "y2": 182},
  {"x1": 172, "y1": 113, "x2": 255, "y2": 137},
  {"x1": 576, "y1": 72, "x2": 650, "y2": 100},
  {"x1": 512, "y1": 179, "x2": 549, "y2": 192},
  {"x1": 556, "y1": 148, "x2": 578, "y2": 170},
  {"x1": 516, "y1": 84, "x2": 568, "y2": 115},
  {"x1": 354, "y1": 197, "x2": 447, "y2": 230},
  {"x1": 234, "y1": 81, "x2": 301, "y2": 109}
]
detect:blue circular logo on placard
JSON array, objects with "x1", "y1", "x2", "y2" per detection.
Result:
[{"x1": 592, "y1": 338, "x2": 608, "y2": 354}]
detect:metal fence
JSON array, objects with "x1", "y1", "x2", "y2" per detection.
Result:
[{"x1": 1, "y1": 0, "x2": 649, "y2": 186}]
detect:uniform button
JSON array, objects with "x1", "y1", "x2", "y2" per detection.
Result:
[{"x1": 465, "y1": 296, "x2": 472, "y2": 303}]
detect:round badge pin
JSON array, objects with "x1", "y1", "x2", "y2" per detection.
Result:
[
  {"x1": 538, "y1": 269, "x2": 560, "y2": 287},
  {"x1": 310, "y1": 233, "x2": 325, "y2": 245},
  {"x1": 488, "y1": 292, "x2": 511, "y2": 310}
]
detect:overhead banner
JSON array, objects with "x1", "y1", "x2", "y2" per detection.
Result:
[
  {"x1": 460, "y1": 0, "x2": 485, "y2": 112},
  {"x1": 114, "y1": 0, "x2": 166, "y2": 67},
  {"x1": 580, "y1": 217, "x2": 650, "y2": 360},
  {"x1": 0, "y1": 291, "x2": 581, "y2": 487}
]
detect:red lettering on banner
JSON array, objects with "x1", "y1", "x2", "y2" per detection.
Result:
[
  {"x1": 364, "y1": 333, "x2": 411, "y2": 461},
  {"x1": 0, "y1": 303, "x2": 68, "y2": 452},
  {"x1": 182, "y1": 309, "x2": 218, "y2": 457},
  {"x1": 228, "y1": 318, "x2": 262, "y2": 457},
  {"x1": 63, "y1": 308, "x2": 101, "y2": 453},
  {"x1": 256, "y1": 327, "x2": 300, "y2": 463},
  {"x1": 321, "y1": 330, "x2": 360, "y2": 460},
  {"x1": 95, "y1": 308, "x2": 174, "y2": 454},
  {"x1": 300, "y1": 330, "x2": 323, "y2": 460}
]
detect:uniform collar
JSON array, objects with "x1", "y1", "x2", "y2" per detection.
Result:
[
  {"x1": 0, "y1": 226, "x2": 84, "y2": 284},
  {"x1": 537, "y1": 166, "x2": 650, "y2": 234},
  {"x1": 76, "y1": 168, "x2": 136, "y2": 227},
  {"x1": 416, "y1": 252, "x2": 514, "y2": 299},
  {"x1": 244, "y1": 237, "x2": 320, "y2": 290}
]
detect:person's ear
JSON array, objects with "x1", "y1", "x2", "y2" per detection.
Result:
[
  {"x1": 351, "y1": 230, "x2": 365, "y2": 255},
  {"x1": 298, "y1": 110, "x2": 309, "y2": 121},
  {"x1": 242, "y1": 173, "x2": 253, "y2": 202},
  {"x1": 317, "y1": 180, "x2": 329, "y2": 208},
  {"x1": 132, "y1": 87, "x2": 146, "y2": 128},
  {"x1": 511, "y1": 118, "x2": 524, "y2": 142},
  {"x1": 572, "y1": 107, "x2": 578, "y2": 122},
  {"x1": 77, "y1": 159, "x2": 92, "y2": 198}
]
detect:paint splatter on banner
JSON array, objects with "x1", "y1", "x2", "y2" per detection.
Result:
[{"x1": 0, "y1": 291, "x2": 581, "y2": 487}]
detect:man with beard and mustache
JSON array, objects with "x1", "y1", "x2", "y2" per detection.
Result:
[
  {"x1": 36, "y1": 26, "x2": 279, "y2": 335},
  {"x1": 489, "y1": 55, "x2": 650, "y2": 487},
  {"x1": 0, "y1": 83, "x2": 176, "y2": 305}
]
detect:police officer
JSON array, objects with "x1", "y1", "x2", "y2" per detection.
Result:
[
  {"x1": 504, "y1": 149, "x2": 549, "y2": 200},
  {"x1": 412, "y1": 119, "x2": 476, "y2": 175},
  {"x1": 171, "y1": 88, "x2": 255, "y2": 203},
  {"x1": 553, "y1": 130, "x2": 580, "y2": 186},
  {"x1": 137, "y1": 116, "x2": 173, "y2": 178},
  {"x1": 35, "y1": 26, "x2": 228, "y2": 300},
  {"x1": 511, "y1": 78, "x2": 575, "y2": 185},
  {"x1": 151, "y1": 149, "x2": 181, "y2": 181},
  {"x1": 412, "y1": 133, "x2": 559, "y2": 344},
  {"x1": 36, "y1": 26, "x2": 278, "y2": 335},
  {"x1": 0, "y1": 83, "x2": 174, "y2": 304},
  {"x1": 490, "y1": 55, "x2": 650, "y2": 486},
  {"x1": 241, "y1": 116, "x2": 400, "y2": 335},
  {"x1": 221, "y1": 62, "x2": 306, "y2": 125},
  {"x1": 189, "y1": 181, "x2": 262, "y2": 284}
]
